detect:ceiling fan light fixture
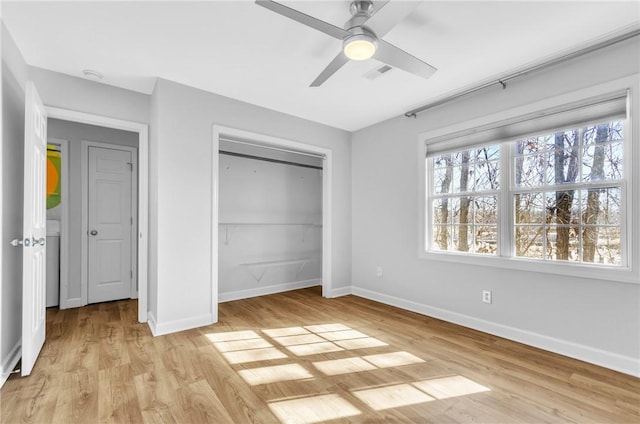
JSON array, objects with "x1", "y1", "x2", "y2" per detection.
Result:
[{"x1": 343, "y1": 33, "x2": 377, "y2": 61}]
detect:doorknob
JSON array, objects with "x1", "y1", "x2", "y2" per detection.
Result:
[{"x1": 90, "y1": 230, "x2": 98, "y2": 236}]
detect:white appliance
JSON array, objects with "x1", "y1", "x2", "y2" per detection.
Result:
[{"x1": 46, "y1": 220, "x2": 60, "y2": 307}]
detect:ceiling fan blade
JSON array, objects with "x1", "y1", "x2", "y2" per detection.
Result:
[
  {"x1": 256, "y1": 0, "x2": 350, "y2": 40},
  {"x1": 374, "y1": 39, "x2": 437, "y2": 79},
  {"x1": 310, "y1": 52, "x2": 350, "y2": 87},
  {"x1": 365, "y1": 2, "x2": 422, "y2": 37}
]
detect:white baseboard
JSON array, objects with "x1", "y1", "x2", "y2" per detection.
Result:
[
  {"x1": 1, "y1": 341, "x2": 21, "y2": 389},
  {"x1": 147, "y1": 311, "x2": 214, "y2": 337},
  {"x1": 352, "y1": 286, "x2": 640, "y2": 378},
  {"x1": 219, "y1": 279, "x2": 321, "y2": 303},
  {"x1": 327, "y1": 285, "x2": 352, "y2": 298},
  {"x1": 147, "y1": 310, "x2": 158, "y2": 336},
  {"x1": 60, "y1": 297, "x2": 82, "y2": 309}
]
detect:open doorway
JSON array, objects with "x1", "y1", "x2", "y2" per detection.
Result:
[
  {"x1": 46, "y1": 120, "x2": 139, "y2": 310},
  {"x1": 45, "y1": 107, "x2": 148, "y2": 323},
  {"x1": 212, "y1": 125, "x2": 333, "y2": 314}
]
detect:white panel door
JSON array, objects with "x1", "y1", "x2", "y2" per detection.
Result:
[
  {"x1": 21, "y1": 81, "x2": 48, "y2": 376},
  {"x1": 88, "y1": 147, "x2": 133, "y2": 303}
]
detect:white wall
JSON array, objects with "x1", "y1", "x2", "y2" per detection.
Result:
[
  {"x1": 149, "y1": 78, "x2": 351, "y2": 334},
  {"x1": 218, "y1": 153, "x2": 322, "y2": 300},
  {"x1": 1, "y1": 22, "x2": 27, "y2": 384},
  {"x1": 47, "y1": 119, "x2": 138, "y2": 305},
  {"x1": 351, "y1": 37, "x2": 640, "y2": 376}
]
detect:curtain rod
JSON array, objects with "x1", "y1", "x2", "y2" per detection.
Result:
[
  {"x1": 219, "y1": 137, "x2": 326, "y2": 160},
  {"x1": 405, "y1": 27, "x2": 640, "y2": 119}
]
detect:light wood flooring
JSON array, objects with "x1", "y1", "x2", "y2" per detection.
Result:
[{"x1": 1, "y1": 286, "x2": 638, "y2": 423}]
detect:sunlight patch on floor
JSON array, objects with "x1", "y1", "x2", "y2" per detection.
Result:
[
  {"x1": 263, "y1": 327, "x2": 311, "y2": 338},
  {"x1": 362, "y1": 351, "x2": 425, "y2": 368},
  {"x1": 269, "y1": 394, "x2": 361, "y2": 424},
  {"x1": 304, "y1": 323, "x2": 351, "y2": 333},
  {"x1": 285, "y1": 342, "x2": 345, "y2": 356},
  {"x1": 211, "y1": 338, "x2": 274, "y2": 353},
  {"x1": 352, "y1": 383, "x2": 435, "y2": 411},
  {"x1": 272, "y1": 334, "x2": 326, "y2": 346},
  {"x1": 334, "y1": 337, "x2": 388, "y2": 350},
  {"x1": 312, "y1": 357, "x2": 377, "y2": 376},
  {"x1": 316, "y1": 329, "x2": 368, "y2": 341},
  {"x1": 205, "y1": 330, "x2": 261, "y2": 342},
  {"x1": 238, "y1": 363, "x2": 314, "y2": 386},
  {"x1": 413, "y1": 375, "x2": 491, "y2": 399},
  {"x1": 222, "y1": 347, "x2": 288, "y2": 365}
]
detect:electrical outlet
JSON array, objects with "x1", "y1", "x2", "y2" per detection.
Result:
[
  {"x1": 376, "y1": 266, "x2": 383, "y2": 277},
  {"x1": 482, "y1": 290, "x2": 492, "y2": 304}
]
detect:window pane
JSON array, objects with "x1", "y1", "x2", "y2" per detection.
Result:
[
  {"x1": 515, "y1": 193, "x2": 544, "y2": 224},
  {"x1": 474, "y1": 161, "x2": 500, "y2": 191},
  {"x1": 433, "y1": 167, "x2": 453, "y2": 193},
  {"x1": 583, "y1": 121, "x2": 623, "y2": 144},
  {"x1": 515, "y1": 226, "x2": 543, "y2": 259},
  {"x1": 515, "y1": 137, "x2": 546, "y2": 155},
  {"x1": 475, "y1": 226, "x2": 497, "y2": 255},
  {"x1": 545, "y1": 191, "x2": 579, "y2": 225},
  {"x1": 433, "y1": 225, "x2": 450, "y2": 251},
  {"x1": 546, "y1": 226, "x2": 580, "y2": 262},
  {"x1": 452, "y1": 197, "x2": 473, "y2": 225},
  {"x1": 582, "y1": 141, "x2": 623, "y2": 182},
  {"x1": 515, "y1": 154, "x2": 546, "y2": 187},
  {"x1": 453, "y1": 225, "x2": 472, "y2": 252},
  {"x1": 582, "y1": 226, "x2": 621, "y2": 265},
  {"x1": 476, "y1": 145, "x2": 500, "y2": 161},
  {"x1": 474, "y1": 196, "x2": 497, "y2": 224},
  {"x1": 433, "y1": 199, "x2": 452, "y2": 224},
  {"x1": 581, "y1": 187, "x2": 621, "y2": 225}
]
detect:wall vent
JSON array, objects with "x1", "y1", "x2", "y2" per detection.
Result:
[{"x1": 363, "y1": 64, "x2": 393, "y2": 80}]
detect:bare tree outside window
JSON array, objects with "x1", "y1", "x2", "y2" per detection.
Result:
[
  {"x1": 513, "y1": 120, "x2": 623, "y2": 265},
  {"x1": 431, "y1": 146, "x2": 499, "y2": 255}
]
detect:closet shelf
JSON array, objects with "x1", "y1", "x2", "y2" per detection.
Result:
[
  {"x1": 220, "y1": 223, "x2": 322, "y2": 245},
  {"x1": 240, "y1": 257, "x2": 311, "y2": 282}
]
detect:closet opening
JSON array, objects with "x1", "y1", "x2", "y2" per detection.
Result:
[{"x1": 213, "y1": 127, "x2": 333, "y2": 307}]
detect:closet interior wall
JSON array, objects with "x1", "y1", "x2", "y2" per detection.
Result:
[{"x1": 218, "y1": 140, "x2": 323, "y2": 301}]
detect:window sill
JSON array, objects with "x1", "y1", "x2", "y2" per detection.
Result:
[{"x1": 420, "y1": 250, "x2": 638, "y2": 284}]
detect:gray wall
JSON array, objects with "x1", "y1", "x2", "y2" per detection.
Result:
[
  {"x1": 1, "y1": 22, "x2": 27, "y2": 381},
  {"x1": 47, "y1": 119, "x2": 138, "y2": 304},
  {"x1": 150, "y1": 78, "x2": 351, "y2": 333},
  {"x1": 218, "y1": 153, "x2": 322, "y2": 298},
  {"x1": 351, "y1": 37, "x2": 640, "y2": 375}
]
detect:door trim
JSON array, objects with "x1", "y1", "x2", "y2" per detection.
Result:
[
  {"x1": 212, "y1": 125, "x2": 334, "y2": 324},
  {"x1": 82, "y1": 142, "x2": 138, "y2": 304},
  {"x1": 45, "y1": 107, "x2": 148, "y2": 323}
]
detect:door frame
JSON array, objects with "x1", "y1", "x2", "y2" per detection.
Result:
[
  {"x1": 46, "y1": 107, "x2": 148, "y2": 323},
  {"x1": 212, "y1": 125, "x2": 333, "y2": 321},
  {"x1": 82, "y1": 142, "x2": 138, "y2": 303},
  {"x1": 48, "y1": 138, "x2": 70, "y2": 309}
]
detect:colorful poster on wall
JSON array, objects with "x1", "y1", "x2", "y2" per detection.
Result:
[{"x1": 47, "y1": 145, "x2": 61, "y2": 209}]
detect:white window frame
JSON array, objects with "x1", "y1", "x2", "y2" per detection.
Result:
[{"x1": 418, "y1": 75, "x2": 639, "y2": 284}]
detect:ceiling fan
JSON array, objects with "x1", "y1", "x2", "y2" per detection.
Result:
[{"x1": 256, "y1": 0, "x2": 437, "y2": 87}]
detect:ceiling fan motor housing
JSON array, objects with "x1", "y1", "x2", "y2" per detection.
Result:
[{"x1": 347, "y1": 0, "x2": 375, "y2": 29}]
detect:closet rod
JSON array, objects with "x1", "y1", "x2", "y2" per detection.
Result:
[
  {"x1": 219, "y1": 150, "x2": 323, "y2": 170},
  {"x1": 219, "y1": 137, "x2": 326, "y2": 160}
]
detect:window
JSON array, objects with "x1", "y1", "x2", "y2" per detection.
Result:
[
  {"x1": 513, "y1": 121, "x2": 624, "y2": 265},
  {"x1": 424, "y1": 90, "x2": 631, "y2": 273},
  {"x1": 431, "y1": 145, "x2": 500, "y2": 255}
]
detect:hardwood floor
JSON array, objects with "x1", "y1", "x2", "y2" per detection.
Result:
[{"x1": 1, "y1": 286, "x2": 638, "y2": 423}]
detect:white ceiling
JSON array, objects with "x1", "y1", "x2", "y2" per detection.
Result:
[{"x1": 2, "y1": 1, "x2": 639, "y2": 131}]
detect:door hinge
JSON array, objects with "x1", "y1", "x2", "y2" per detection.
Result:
[
  {"x1": 130, "y1": 270, "x2": 133, "y2": 279},
  {"x1": 131, "y1": 216, "x2": 133, "y2": 225}
]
